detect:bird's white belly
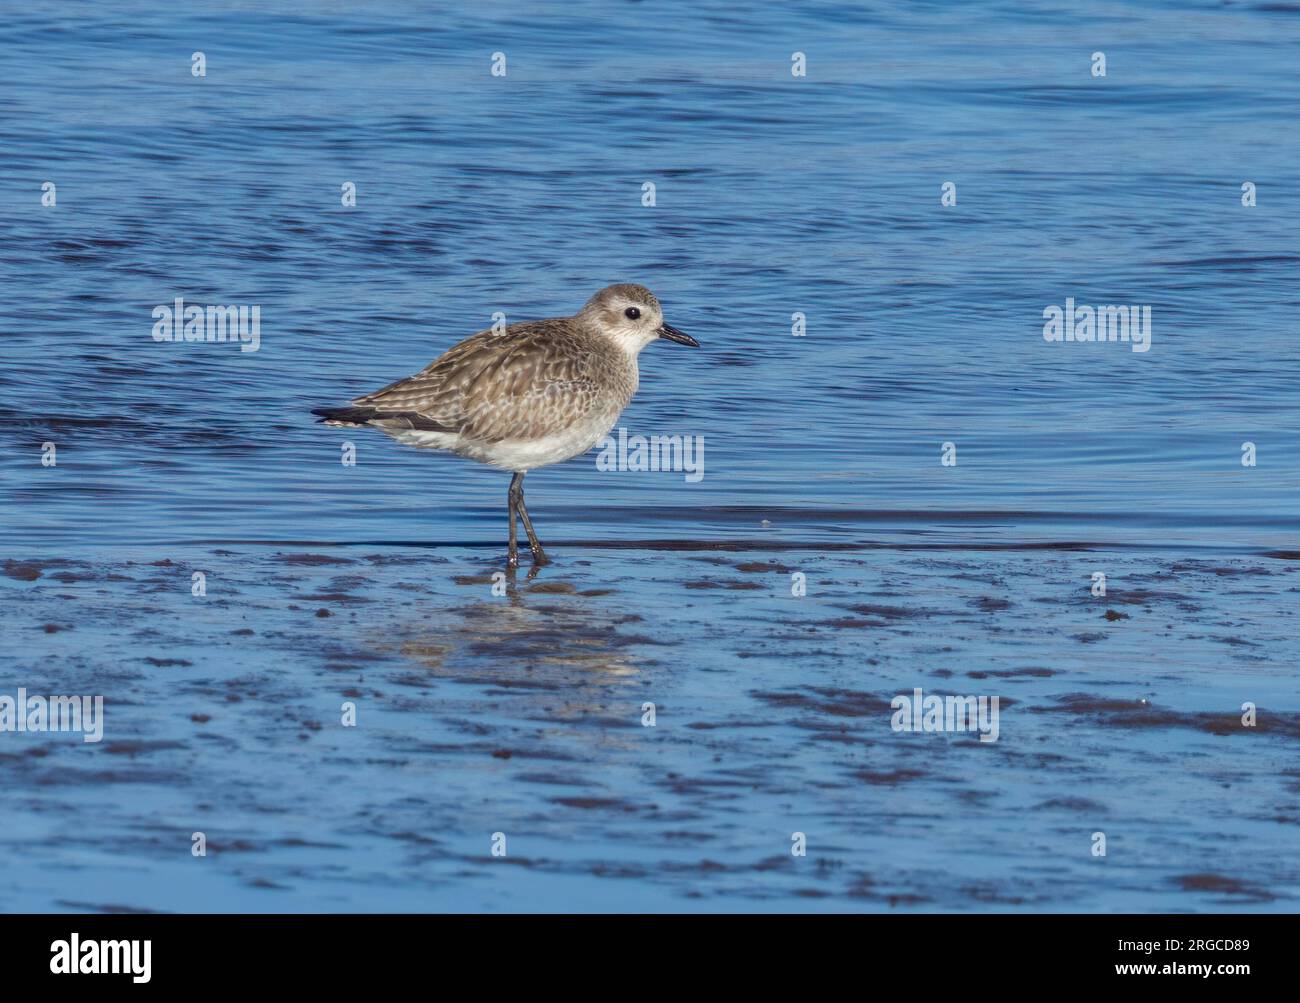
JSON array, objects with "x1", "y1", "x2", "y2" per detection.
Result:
[
  {"x1": 474, "y1": 417, "x2": 616, "y2": 471},
  {"x1": 386, "y1": 414, "x2": 618, "y2": 472}
]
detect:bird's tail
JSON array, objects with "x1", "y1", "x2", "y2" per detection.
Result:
[
  {"x1": 312, "y1": 405, "x2": 456, "y2": 432},
  {"x1": 311, "y1": 405, "x2": 381, "y2": 427}
]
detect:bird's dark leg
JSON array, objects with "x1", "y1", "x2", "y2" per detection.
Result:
[
  {"x1": 507, "y1": 474, "x2": 520, "y2": 568},
  {"x1": 511, "y1": 471, "x2": 549, "y2": 565}
]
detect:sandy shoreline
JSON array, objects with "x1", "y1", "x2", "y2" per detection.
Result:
[{"x1": 2, "y1": 543, "x2": 1297, "y2": 912}]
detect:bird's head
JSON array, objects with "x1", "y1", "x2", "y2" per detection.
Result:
[{"x1": 578, "y1": 283, "x2": 698, "y2": 356}]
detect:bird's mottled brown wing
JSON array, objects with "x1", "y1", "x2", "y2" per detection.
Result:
[{"x1": 353, "y1": 320, "x2": 616, "y2": 442}]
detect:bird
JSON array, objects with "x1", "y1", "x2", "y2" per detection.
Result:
[{"x1": 312, "y1": 283, "x2": 699, "y2": 567}]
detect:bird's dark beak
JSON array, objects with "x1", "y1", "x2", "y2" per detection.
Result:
[{"x1": 657, "y1": 323, "x2": 699, "y2": 347}]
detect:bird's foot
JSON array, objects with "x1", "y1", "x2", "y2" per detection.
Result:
[{"x1": 530, "y1": 547, "x2": 549, "y2": 566}]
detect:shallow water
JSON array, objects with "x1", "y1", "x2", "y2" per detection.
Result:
[
  {"x1": 1, "y1": 1, "x2": 1299, "y2": 911},
  {"x1": 3, "y1": 545, "x2": 1299, "y2": 912}
]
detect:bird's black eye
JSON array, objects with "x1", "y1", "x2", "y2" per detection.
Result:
[{"x1": 624, "y1": 307, "x2": 641, "y2": 320}]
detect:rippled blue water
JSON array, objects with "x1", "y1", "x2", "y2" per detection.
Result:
[
  {"x1": 3, "y1": 0, "x2": 1298, "y2": 552},
  {"x1": 3, "y1": 0, "x2": 1300, "y2": 919}
]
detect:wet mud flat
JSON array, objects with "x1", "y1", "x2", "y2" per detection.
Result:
[{"x1": 1, "y1": 543, "x2": 1298, "y2": 912}]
